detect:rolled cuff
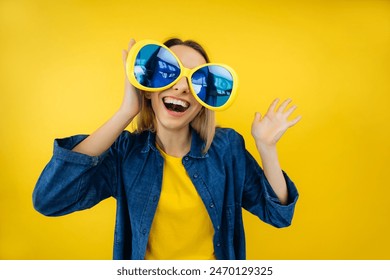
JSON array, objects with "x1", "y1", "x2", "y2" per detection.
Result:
[{"x1": 53, "y1": 135, "x2": 109, "y2": 167}]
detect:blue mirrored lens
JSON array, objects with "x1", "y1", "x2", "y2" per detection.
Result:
[
  {"x1": 134, "y1": 44, "x2": 181, "y2": 88},
  {"x1": 191, "y1": 65, "x2": 234, "y2": 107}
]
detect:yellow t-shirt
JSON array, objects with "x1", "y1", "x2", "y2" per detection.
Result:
[{"x1": 145, "y1": 146, "x2": 216, "y2": 260}]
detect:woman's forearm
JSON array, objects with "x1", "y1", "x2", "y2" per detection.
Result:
[
  {"x1": 72, "y1": 109, "x2": 135, "y2": 156},
  {"x1": 256, "y1": 142, "x2": 288, "y2": 205}
]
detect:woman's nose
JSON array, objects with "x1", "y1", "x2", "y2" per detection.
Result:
[{"x1": 172, "y1": 77, "x2": 190, "y2": 94}]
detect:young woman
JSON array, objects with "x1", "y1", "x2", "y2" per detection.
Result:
[{"x1": 33, "y1": 38, "x2": 301, "y2": 260}]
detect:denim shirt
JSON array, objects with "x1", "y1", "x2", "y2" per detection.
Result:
[{"x1": 33, "y1": 128, "x2": 299, "y2": 260}]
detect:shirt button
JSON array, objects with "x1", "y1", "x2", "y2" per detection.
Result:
[
  {"x1": 210, "y1": 203, "x2": 214, "y2": 208},
  {"x1": 184, "y1": 157, "x2": 189, "y2": 161},
  {"x1": 142, "y1": 229, "x2": 147, "y2": 235},
  {"x1": 193, "y1": 173, "x2": 199, "y2": 179},
  {"x1": 217, "y1": 225, "x2": 220, "y2": 230},
  {"x1": 216, "y1": 242, "x2": 221, "y2": 247}
]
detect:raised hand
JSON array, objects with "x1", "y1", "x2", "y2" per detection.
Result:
[
  {"x1": 251, "y1": 98, "x2": 301, "y2": 148},
  {"x1": 120, "y1": 39, "x2": 142, "y2": 118},
  {"x1": 250, "y1": 98, "x2": 301, "y2": 205}
]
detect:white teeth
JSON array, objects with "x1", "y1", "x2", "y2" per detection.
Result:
[{"x1": 163, "y1": 97, "x2": 189, "y2": 108}]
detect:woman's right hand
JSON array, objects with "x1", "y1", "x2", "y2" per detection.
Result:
[{"x1": 120, "y1": 39, "x2": 142, "y2": 119}]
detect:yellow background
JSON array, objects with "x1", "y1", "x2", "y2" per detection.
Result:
[{"x1": 1, "y1": 0, "x2": 389, "y2": 259}]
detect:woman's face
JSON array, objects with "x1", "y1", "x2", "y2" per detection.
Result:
[{"x1": 149, "y1": 45, "x2": 205, "y2": 134}]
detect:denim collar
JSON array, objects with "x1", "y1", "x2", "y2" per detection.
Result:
[{"x1": 141, "y1": 129, "x2": 208, "y2": 159}]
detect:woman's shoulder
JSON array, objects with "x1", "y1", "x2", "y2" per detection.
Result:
[
  {"x1": 214, "y1": 127, "x2": 244, "y2": 142},
  {"x1": 212, "y1": 127, "x2": 245, "y2": 150}
]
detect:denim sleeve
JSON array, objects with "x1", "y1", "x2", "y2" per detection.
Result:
[
  {"x1": 229, "y1": 131, "x2": 299, "y2": 228},
  {"x1": 33, "y1": 134, "x2": 125, "y2": 216}
]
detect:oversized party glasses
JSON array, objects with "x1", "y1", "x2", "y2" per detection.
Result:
[{"x1": 126, "y1": 40, "x2": 238, "y2": 111}]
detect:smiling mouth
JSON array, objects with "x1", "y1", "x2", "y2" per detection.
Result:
[{"x1": 163, "y1": 97, "x2": 190, "y2": 113}]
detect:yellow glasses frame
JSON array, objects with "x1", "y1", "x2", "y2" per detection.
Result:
[{"x1": 126, "y1": 39, "x2": 238, "y2": 111}]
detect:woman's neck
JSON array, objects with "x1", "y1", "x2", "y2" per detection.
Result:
[{"x1": 156, "y1": 128, "x2": 192, "y2": 158}]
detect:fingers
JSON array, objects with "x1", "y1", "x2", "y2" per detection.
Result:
[
  {"x1": 267, "y1": 98, "x2": 280, "y2": 114},
  {"x1": 127, "y1": 38, "x2": 136, "y2": 52},
  {"x1": 288, "y1": 115, "x2": 302, "y2": 127},
  {"x1": 267, "y1": 98, "x2": 297, "y2": 114},
  {"x1": 254, "y1": 112, "x2": 262, "y2": 122},
  {"x1": 277, "y1": 98, "x2": 292, "y2": 113},
  {"x1": 284, "y1": 104, "x2": 297, "y2": 118},
  {"x1": 122, "y1": 50, "x2": 128, "y2": 65},
  {"x1": 122, "y1": 38, "x2": 136, "y2": 65},
  {"x1": 266, "y1": 97, "x2": 301, "y2": 124},
  {"x1": 278, "y1": 99, "x2": 301, "y2": 124}
]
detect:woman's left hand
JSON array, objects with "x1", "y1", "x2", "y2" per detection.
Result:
[{"x1": 251, "y1": 98, "x2": 301, "y2": 148}]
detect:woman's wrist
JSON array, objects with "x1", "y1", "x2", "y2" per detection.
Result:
[
  {"x1": 116, "y1": 106, "x2": 137, "y2": 126},
  {"x1": 255, "y1": 140, "x2": 277, "y2": 158}
]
